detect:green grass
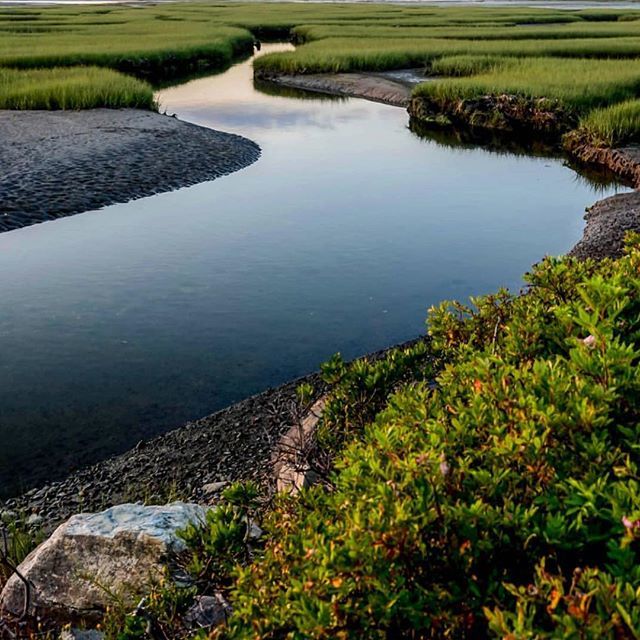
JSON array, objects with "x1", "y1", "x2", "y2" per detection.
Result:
[
  {"x1": 579, "y1": 99, "x2": 640, "y2": 145},
  {"x1": 0, "y1": 66, "x2": 154, "y2": 110},
  {"x1": 255, "y1": 35, "x2": 640, "y2": 76},
  {"x1": 414, "y1": 56, "x2": 640, "y2": 112}
]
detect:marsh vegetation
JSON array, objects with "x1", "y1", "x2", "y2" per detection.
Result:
[{"x1": 3, "y1": 3, "x2": 640, "y2": 143}]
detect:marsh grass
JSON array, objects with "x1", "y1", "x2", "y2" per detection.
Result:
[
  {"x1": 414, "y1": 57, "x2": 640, "y2": 112},
  {"x1": 579, "y1": 99, "x2": 640, "y2": 145},
  {"x1": 3, "y1": 1, "x2": 640, "y2": 136},
  {"x1": 0, "y1": 66, "x2": 154, "y2": 109}
]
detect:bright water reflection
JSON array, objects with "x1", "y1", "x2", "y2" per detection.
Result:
[{"x1": 0, "y1": 45, "x2": 628, "y2": 495}]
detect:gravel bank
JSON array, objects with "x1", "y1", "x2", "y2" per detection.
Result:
[
  {"x1": 1, "y1": 339, "x2": 424, "y2": 530},
  {"x1": 1, "y1": 375, "x2": 322, "y2": 530},
  {"x1": 0, "y1": 109, "x2": 260, "y2": 232}
]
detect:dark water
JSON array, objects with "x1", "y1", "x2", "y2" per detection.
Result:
[{"x1": 0, "y1": 45, "x2": 629, "y2": 496}]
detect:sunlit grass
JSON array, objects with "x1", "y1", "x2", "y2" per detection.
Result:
[
  {"x1": 254, "y1": 35, "x2": 640, "y2": 76},
  {"x1": 2, "y1": 2, "x2": 640, "y2": 121},
  {"x1": 579, "y1": 99, "x2": 640, "y2": 145},
  {"x1": 414, "y1": 57, "x2": 640, "y2": 111},
  {"x1": 0, "y1": 66, "x2": 154, "y2": 109}
]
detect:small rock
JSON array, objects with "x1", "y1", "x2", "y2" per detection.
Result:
[
  {"x1": 59, "y1": 630, "x2": 105, "y2": 640},
  {"x1": 184, "y1": 593, "x2": 231, "y2": 629},
  {"x1": 247, "y1": 519, "x2": 263, "y2": 541},
  {"x1": 26, "y1": 513, "x2": 43, "y2": 527},
  {"x1": 201, "y1": 481, "x2": 228, "y2": 496}
]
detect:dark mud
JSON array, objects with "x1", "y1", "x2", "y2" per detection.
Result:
[{"x1": 0, "y1": 109, "x2": 260, "y2": 233}]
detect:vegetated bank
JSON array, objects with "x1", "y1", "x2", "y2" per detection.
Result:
[{"x1": 17, "y1": 227, "x2": 640, "y2": 638}]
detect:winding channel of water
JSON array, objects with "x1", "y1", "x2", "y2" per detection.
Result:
[{"x1": 0, "y1": 44, "x2": 629, "y2": 495}]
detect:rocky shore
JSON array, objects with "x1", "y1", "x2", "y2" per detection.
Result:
[
  {"x1": 0, "y1": 109, "x2": 260, "y2": 233},
  {"x1": 0, "y1": 374, "x2": 323, "y2": 530},
  {"x1": 0, "y1": 339, "x2": 425, "y2": 530}
]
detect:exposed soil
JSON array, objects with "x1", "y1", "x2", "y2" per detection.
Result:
[
  {"x1": 0, "y1": 109, "x2": 260, "y2": 233},
  {"x1": 564, "y1": 136, "x2": 640, "y2": 189},
  {"x1": 408, "y1": 94, "x2": 576, "y2": 138}
]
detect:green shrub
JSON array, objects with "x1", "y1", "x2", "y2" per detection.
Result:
[
  {"x1": 0, "y1": 66, "x2": 154, "y2": 109},
  {"x1": 216, "y1": 238, "x2": 640, "y2": 639}
]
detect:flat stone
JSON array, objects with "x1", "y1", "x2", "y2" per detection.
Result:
[
  {"x1": 273, "y1": 398, "x2": 326, "y2": 495},
  {"x1": 0, "y1": 502, "x2": 208, "y2": 623},
  {"x1": 201, "y1": 481, "x2": 228, "y2": 496}
]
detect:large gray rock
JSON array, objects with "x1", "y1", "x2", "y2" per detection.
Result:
[{"x1": 0, "y1": 502, "x2": 207, "y2": 623}]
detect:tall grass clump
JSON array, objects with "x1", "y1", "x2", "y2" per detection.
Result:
[
  {"x1": 0, "y1": 66, "x2": 155, "y2": 109},
  {"x1": 579, "y1": 98, "x2": 640, "y2": 146},
  {"x1": 255, "y1": 34, "x2": 640, "y2": 76},
  {"x1": 212, "y1": 237, "x2": 640, "y2": 639},
  {"x1": 430, "y1": 54, "x2": 505, "y2": 76},
  {"x1": 415, "y1": 56, "x2": 640, "y2": 112}
]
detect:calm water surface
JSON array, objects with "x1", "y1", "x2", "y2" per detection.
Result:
[{"x1": 0, "y1": 45, "x2": 628, "y2": 495}]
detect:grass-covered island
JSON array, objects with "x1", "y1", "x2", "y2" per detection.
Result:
[{"x1": 3, "y1": 1, "x2": 640, "y2": 638}]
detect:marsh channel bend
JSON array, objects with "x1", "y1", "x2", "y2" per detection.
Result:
[{"x1": 0, "y1": 44, "x2": 629, "y2": 495}]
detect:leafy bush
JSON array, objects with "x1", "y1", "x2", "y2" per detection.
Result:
[
  {"x1": 216, "y1": 238, "x2": 640, "y2": 639},
  {"x1": 180, "y1": 482, "x2": 263, "y2": 593}
]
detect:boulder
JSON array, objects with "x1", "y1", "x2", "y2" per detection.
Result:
[
  {"x1": 59, "y1": 630, "x2": 105, "y2": 640},
  {"x1": 0, "y1": 502, "x2": 207, "y2": 623}
]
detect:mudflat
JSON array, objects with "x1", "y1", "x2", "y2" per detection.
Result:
[{"x1": 0, "y1": 109, "x2": 260, "y2": 232}]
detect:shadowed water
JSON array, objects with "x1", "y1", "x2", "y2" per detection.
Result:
[{"x1": 0, "y1": 44, "x2": 629, "y2": 496}]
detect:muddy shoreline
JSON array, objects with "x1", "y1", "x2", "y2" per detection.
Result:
[
  {"x1": 255, "y1": 69, "x2": 424, "y2": 107},
  {"x1": 0, "y1": 109, "x2": 260, "y2": 233}
]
